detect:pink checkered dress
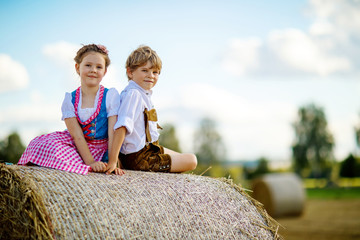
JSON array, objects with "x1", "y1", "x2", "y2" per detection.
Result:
[{"x1": 18, "y1": 87, "x2": 108, "y2": 175}]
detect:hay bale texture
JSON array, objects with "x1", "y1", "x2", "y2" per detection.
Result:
[{"x1": 1, "y1": 164, "x2": 281, "y2": 239}]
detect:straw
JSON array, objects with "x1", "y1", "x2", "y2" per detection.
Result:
[
  {"x1": 1, "y1": 164, "x2": 282, "y2": 239},
  {"x1": 0, "y1": 164, "x2": 53, "y2": 239}
]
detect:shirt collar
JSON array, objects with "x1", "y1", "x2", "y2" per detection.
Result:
[{"x1": 128, "y1": 80, "x2": 153, "y2": 96}]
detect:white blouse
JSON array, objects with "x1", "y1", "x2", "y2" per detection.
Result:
[
  {"x1": 114, "y1": 81, "x2": 160, "y2": 154},
  {"x1": 61, "y1": 87, "x2": 120, "y2": 122}
]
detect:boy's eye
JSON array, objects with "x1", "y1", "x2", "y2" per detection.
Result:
[{"x1": 97, "y1": 66, "x2": 103, "y2": 69}]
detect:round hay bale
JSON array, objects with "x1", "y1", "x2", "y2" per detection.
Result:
[
  {"x1": 1, "y1": 164, "x2": 282, "y2": 239},
  {"x1": 0, "y1": 164, "x2": 53, "y2": 239},
  {"x1": 251, "y1": 173, "x2": 305, "y2": 218}
]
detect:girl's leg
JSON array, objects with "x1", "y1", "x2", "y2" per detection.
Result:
[{"x1": 164, "y1": 148, "x2": 197, "y2": 173}]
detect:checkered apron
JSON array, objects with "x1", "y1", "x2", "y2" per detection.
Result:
[{"x1": 18, "y1": 86, "x2": 108, "y2": 175}]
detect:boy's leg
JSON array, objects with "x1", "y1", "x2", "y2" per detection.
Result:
[{"x1": 164, "y1": 148, "x2": 197, "y2": 173}]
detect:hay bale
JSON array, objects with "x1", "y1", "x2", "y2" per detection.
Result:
[
  {"x1": 251, "y1": 173, "x2": 305, "y2": 218},
  {"x1": 0, "y1": 164, "x2": 53, "y2": 239},
  {"x1": 1, "y1": 164, "x2": 282, "y2": 239}
]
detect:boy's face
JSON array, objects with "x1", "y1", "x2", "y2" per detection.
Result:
[{"x1": 128, "y1": 61, "x2": 159, "y2": 91}]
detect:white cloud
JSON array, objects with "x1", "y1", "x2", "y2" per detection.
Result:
[
  {"x1": 42, "y1": 41, "x2": 80, "y2": 89},
  {"x1": 158, "y1": 83, "x2": 297, "y2": 160},
  {"x1": 309, "y1": 0, "x2": 360, "y2": 38},
  {"x1": 101, "y1": 65, "x2": 127, "y2": 93},
  {"x1": 222, "y1": 38, "x2": 262, "y2": 77},
  {"x1": 222, "y1": 0, "x2": 359, "y2": 77},
  {"x1": 42, "y1": 41, "x2": 123, "y2": 91},
  {"x1": 268, "y1": 28, "x2": 351, "y2": 76},
  {"x1": 1, "y1": 102, "x2": 61, "y2": 124},
  {"x1": 30, "y1": 90, "x2": 44, "y2": 103},
  {"x1": 43, "y1": 41, "x2": 80, "y2": 68},
  {"x1": 329, "y1": 113, "x2": 358, "y2": 160},
  {"x1": 0, "y1": 100, "x2": 63, "y2": 145},
  {"x1": 0, "y1": 54, "x2": 29, "y2": 92}
]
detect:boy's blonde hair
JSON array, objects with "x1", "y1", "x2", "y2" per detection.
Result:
[{"x1": 125, "y1": 45, "x2": 162, "y2": 80}]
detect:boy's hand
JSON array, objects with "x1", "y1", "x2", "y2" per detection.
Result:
[
  {"x1": 105, "y1": 162, "x2": 125, "y2": 175},
  {"x1": 114, "y1": 168, "x2": 125, "y2": 175},
  {"x1": 89, "y1": 161, "x2": 106, "y2": 172}
]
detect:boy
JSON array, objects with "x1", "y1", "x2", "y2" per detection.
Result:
[{"x1": 106, "y1": 46, "x2": 197, "y2": 175}]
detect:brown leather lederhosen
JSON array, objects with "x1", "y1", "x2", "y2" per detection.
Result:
[{"x1": 119, "y1": 108, "x2": 171, "y2": 172}]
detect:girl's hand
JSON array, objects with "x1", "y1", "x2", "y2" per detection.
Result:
[{"x1": 89, "y1": 161, "x2": 106, "y2": 172}]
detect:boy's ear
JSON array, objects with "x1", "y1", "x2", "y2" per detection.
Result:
[
  {"x1": 75, "y1": 63, "x2": 80, "y2": 75},
  {"x1": 126, "y1": 67, "x2": 132, "y2": 79}
]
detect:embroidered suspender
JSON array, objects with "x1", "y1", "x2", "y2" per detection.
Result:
[{"x1": 143, "y1": 108, "x2": 162, "y2": 144}]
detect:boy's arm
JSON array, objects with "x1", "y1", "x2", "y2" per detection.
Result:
[
  {"x1": 107, "y1": 115, "x2": 117, "y2": 164},
  {"x1": 106, "y1": 126, "x2": 127, "y2": 175},
  {"x1": 65, "y1": 117, "x2": 106, "y2": 172}
]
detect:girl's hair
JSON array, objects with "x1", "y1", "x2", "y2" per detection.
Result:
[
  {"x1": 74, "y1": 44, "x2": 111, "y2": 68},
  {"x1": 125, "y1": 45, "x2": 162, "y2": 80}
]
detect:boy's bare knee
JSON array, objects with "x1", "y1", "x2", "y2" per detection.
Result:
[{"x1": 188, "y1": 154, "x2": 197, "y2": 170}]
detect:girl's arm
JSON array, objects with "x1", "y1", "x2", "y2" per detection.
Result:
[
  {"x1": 106, "y1": 126, "x2": 126, "y2": 175},
  {"x1": 65, "y1": 117, "x2": 106, "y2": 172}
]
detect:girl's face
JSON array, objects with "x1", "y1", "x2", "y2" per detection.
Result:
[
  {"x1": 76, "y1": 52, "x2": 107, "y2": 88},
  {"x1": 127, "y1": 61, "x2": 159, "y2": 91}
]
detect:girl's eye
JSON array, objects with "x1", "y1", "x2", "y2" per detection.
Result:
[
  {"x1": 97, "y1": 66, "x2": 103, "y2": 69},
  {"x1": 86, "y1": 64, "x2": 91, "y2": 67},
  {"x1": 153, "y1": 71, "x2": 159, "y2": 74},
  {"x1": 142, "y1": 69, "x2": 147, "y2": 72}
]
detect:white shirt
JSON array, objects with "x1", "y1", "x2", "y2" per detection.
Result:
[
  {"x1": 61, "y1": 87, "x2": 120, "y2": 122},
  {"x1": 114, "y1": 81, "x2": 160, "y2": 154}
]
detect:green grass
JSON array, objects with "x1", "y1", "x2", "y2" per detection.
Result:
[{"x1": 306, "y1": 187, "x2": 360, "y2": 199}]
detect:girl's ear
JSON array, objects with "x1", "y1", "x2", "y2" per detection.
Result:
[
  {"x1": 75, "y1": 63, "x2": 80, "y2": 75},
  {"x1": 126, "y1": 67, "x2": 132, "y2": 79}
]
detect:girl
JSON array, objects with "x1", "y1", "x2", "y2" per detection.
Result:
[{"x1": 18, "y1": 44, "x2": 124, "y2": 175}]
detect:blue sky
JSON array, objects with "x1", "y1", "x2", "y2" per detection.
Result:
[{"x1": 1, "y1": 0, "x2": 359, "y2": 164}]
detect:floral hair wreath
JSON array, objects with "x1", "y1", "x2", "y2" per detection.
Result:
[{"x1": 97, "y1": 44, "x2": 109, "y2": 54}]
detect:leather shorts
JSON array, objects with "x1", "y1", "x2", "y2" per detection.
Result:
[{"x1": 119, "y1": 141, "x2": 171, "y2": 172}]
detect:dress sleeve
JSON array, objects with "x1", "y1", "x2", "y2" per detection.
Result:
[
  {"x1": 106, "y1": 88, "x2": 120, "y2": 117},
  {"x1": 114, "y1": 89, "x2": 143, "y2": 134},
  {"x1": 61, "y1": 92, "x2": 76, "y2": 120}
]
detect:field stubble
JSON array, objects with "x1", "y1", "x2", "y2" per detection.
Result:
[{"x1": 276, "y1": 199, "x2": 360, "y2": 240}]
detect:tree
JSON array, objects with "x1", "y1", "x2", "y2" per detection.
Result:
[
  {"x1": 0, "y1": 132, "x2": 26, "y2": 164},
  {"x1": 355, "y1": 114, "x2": 360, "y2": 156},
  {"x1": 159, "y1": 123, "x2": 181, "y2": 152},
  {"x1": 244, "y1": 157, "x2": 270, "y2": 180},
  {"x1": 193, "y1": 117, "x2": 226, "y2": 166},
  {"x1": 291, "y1": 103, "x2": 334, "y2": 178},
  {"x1": 339, "y1": 154, "x2": 360, "y2": 178}
]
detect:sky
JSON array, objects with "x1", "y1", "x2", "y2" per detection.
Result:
[{"x1": 0, "y1": 0, "x2": 359, "y2": 164}]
